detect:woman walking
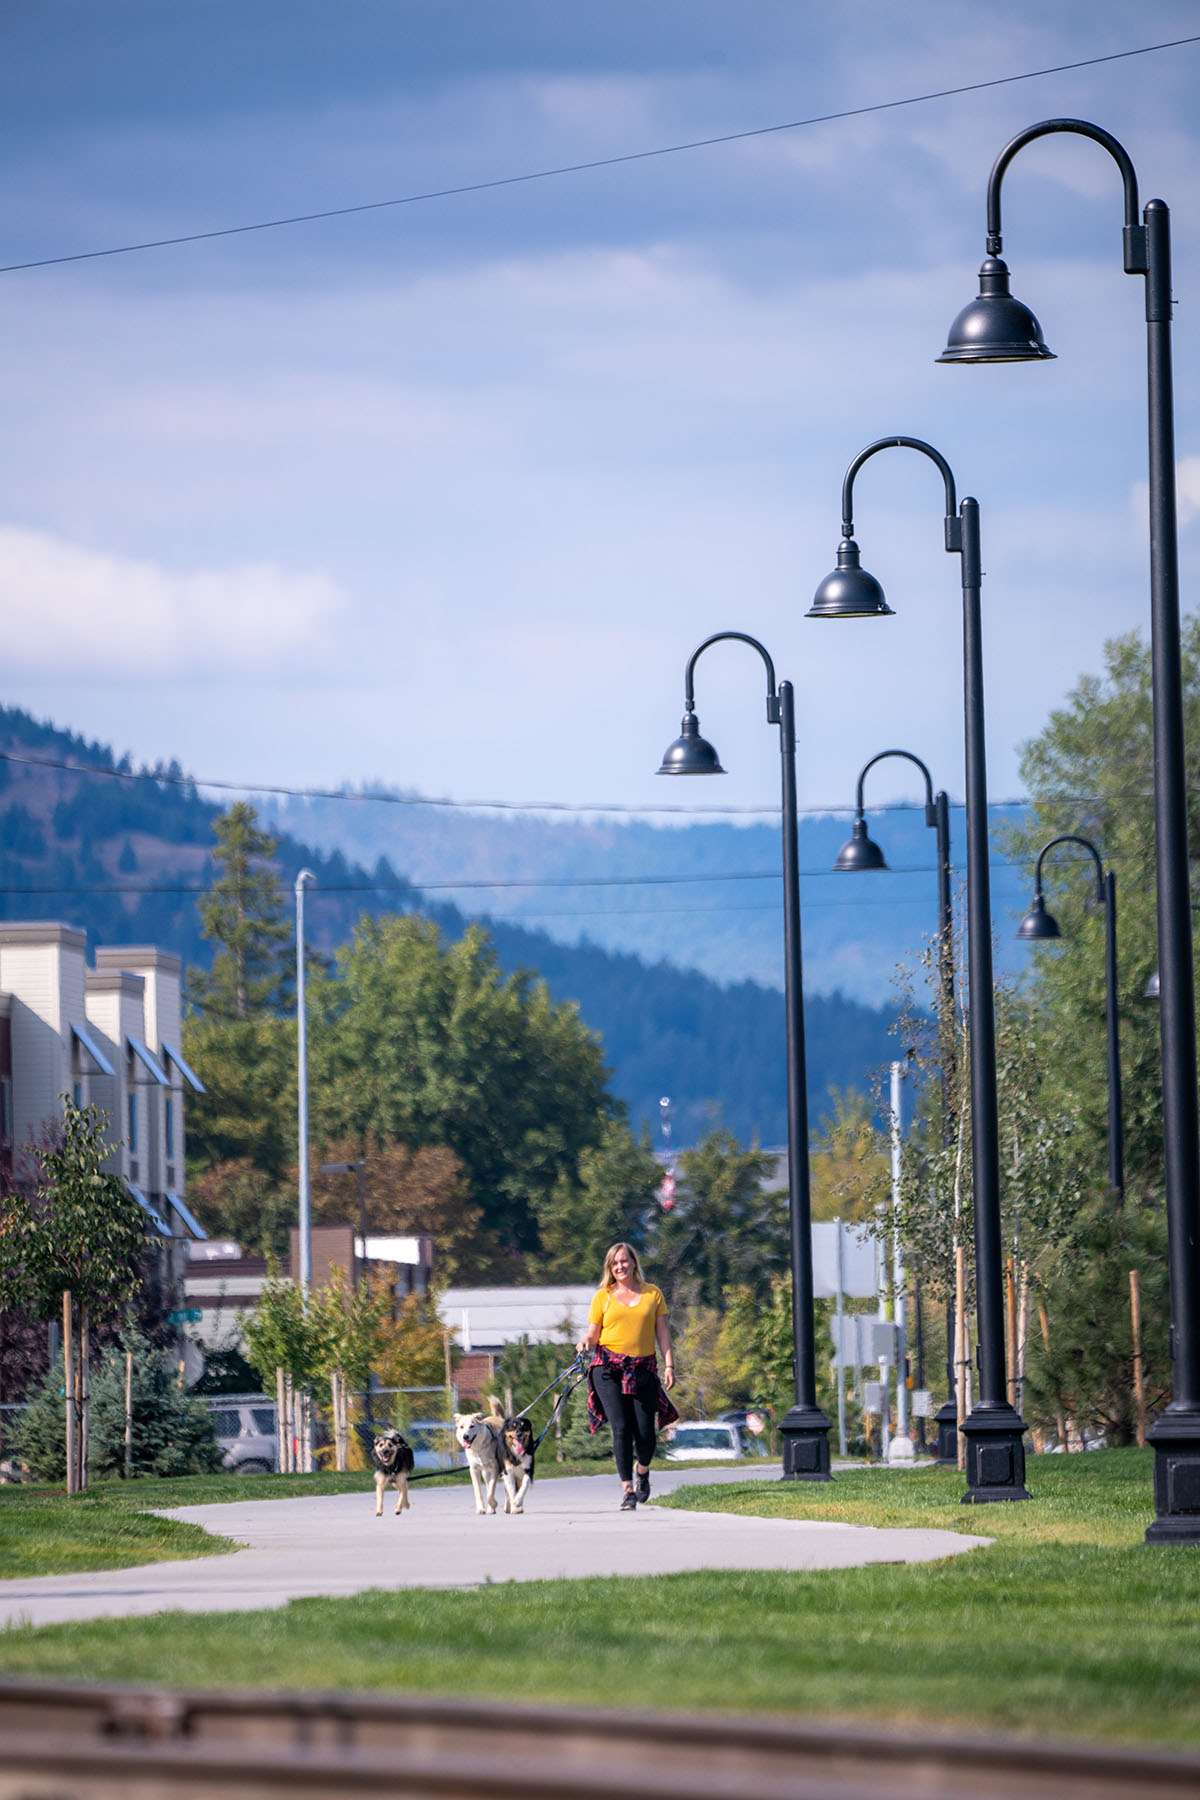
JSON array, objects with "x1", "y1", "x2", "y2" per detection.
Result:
[{"x1": 577, "y1": 1242, "x2": 677, "y2": 1511}]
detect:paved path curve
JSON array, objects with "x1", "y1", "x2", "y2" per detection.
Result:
[{"x1": 0, "y1": 1466, "x2": 990, "y2": 1628}]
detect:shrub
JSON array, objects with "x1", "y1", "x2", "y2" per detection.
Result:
[{"x1": 14, "y1": 1335, "x2": 223, "y2": 1481}]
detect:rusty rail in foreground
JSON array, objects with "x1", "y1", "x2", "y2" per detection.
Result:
[{"x1": 0, "y1": 1677, "x2": 1196, "y2": 1799}]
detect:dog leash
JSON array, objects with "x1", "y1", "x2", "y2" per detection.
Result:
[
  {"x1": 523, "y1": 1352, "x2": 590, "y2": 1453},
  {"x1": 513, "y1": 1350, "x2": 588, "y2": 1423}
]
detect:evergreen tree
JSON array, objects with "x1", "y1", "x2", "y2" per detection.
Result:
[
  {"x1": 190, "y1": 803, "x2": 292, "y2": 1020},
  {"x1": 14, "y1": 1340, "x2": 223, "y2": 1482},
  {"x1": 647, "y1": 1128, "x2": 787, "y2": 1308},
  {"x1": 531, "y1": 1115, "x2": 661, "y2": 1282},
  {"x1": 184, "y1": 804, "x2": 297, "y2": 1188}
]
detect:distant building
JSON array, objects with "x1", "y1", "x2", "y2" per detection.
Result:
[
  {"x1": 183, "y1": 1225, "x2": 436, "y2": 1359},
  {"x1": 0, "y1": 923, "x2": 207, "y2": 1336},
  {"x1": 438, "y1": 1285, "x2": 594, "y2": 1397}
]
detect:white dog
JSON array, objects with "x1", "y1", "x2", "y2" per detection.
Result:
[{"x1": 454, "y1": 1409, "x2": 506, "y2": 1515}]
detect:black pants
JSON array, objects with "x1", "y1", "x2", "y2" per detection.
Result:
[{"x1": 592, "y1": 1363, "x2": 657, "y2": 1483}]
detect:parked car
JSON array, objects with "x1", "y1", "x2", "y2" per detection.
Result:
[
  {"x1": 207, "y1": 1395, "x2": 279, "y2": 1473},
  {"x1": 665, "y1": 1420, "x2": 757, "y2": 1461}
]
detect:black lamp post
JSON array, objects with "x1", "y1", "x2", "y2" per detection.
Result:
[
  {"x1": 658, "y1": 630, "x2": 832, "y2": 1479},
  {"x1": 941, "y1": 119, "x2": 1199, "y2": 1543},
  {"x1": 1017, "y1": 837, "x2": 1124, "y2": 1200},
  {"x1": 808, "y1": 435, "x2": 1029, "y2": 1504},
  {"x1": 835, "y1": 750, "x2": 959, "y2": 1463}
]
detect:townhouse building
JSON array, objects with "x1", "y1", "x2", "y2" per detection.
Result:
[{"x1": 0, "y1": 924, "x2": 207, "y2": 1304}]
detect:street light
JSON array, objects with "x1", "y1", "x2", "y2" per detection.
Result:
[
  {"x1": 941, "y1": 119, "x2": 1199, "y2": 1543},
  {"x1": 294, "y1": 868, "x2": 317, "y2": 1297},
  {"x1": 1016, "y1": 836, "x2": 1124, "y2": 1200},
  {"x1": 835, "y1": 749, "x2": 958, "y2": 1463},
  {"x1": 808, "y1": 435, "x2": 1029, "y2": 1504},
  {"x1": 658, "y1": 630, "x2": 832, "y2": 1479}
]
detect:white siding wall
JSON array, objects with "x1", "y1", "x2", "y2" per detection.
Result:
[{"x1": 0, "y1": 930, "x2": 87, "y2": 1147}]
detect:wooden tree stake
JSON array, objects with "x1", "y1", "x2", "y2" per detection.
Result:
[{"x1": 1130, "y1": 1269, "x2": 1147, "y2": 1449}]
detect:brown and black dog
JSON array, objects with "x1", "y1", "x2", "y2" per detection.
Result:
[
  {"x1": 484, "y1": 1395, "x2": 536, "y2": 1515},
  {"x1": 500, "y1": 1413, "x2": 536, "y2": 1514},
  {"x1": 371, "y1": 1427, "x2": 415, "y2": 1517}
]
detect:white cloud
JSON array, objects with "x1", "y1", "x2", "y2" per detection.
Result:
[
  {"x1": 1177, "y1": 457, "x2": 1200, "y2": 528},
  {"x1": 0, "y1": 526, "x2": 346, "y2": 677}
]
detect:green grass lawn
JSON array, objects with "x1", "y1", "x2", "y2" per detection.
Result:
[{"x1": 0, "y1": 1450, "x2": 1196, "y2": 1748}]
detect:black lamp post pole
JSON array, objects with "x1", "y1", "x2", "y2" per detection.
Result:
[
  {"x1": 1020, "y1": 838, "x2": 1124, "y2": 1201},
  {"x1": 659, "y1": 632, "x2": 832, "y2": 1479},
  {"x1": 840, "y1": 750, "x2": 957, "y2": 1460},
  {"x1": 809, "y1": 437, "x2": 1028, "y2": 1502},
  {"x1": 941, "y1": 120, "x2": 1199, "y2": 1540}
]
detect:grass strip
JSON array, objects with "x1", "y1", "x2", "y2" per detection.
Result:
[
  {"x1": 1, "y1": 1450, "x2": 1193, "y2": 1748},
  {"x1": 0, "y1": 1493, "x2": 235, "y2": 1577}
]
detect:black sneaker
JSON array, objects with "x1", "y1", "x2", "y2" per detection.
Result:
[
  {"x1": 635, "y1": 1470, "x2": 650, "y2": 1503},
  {"x1": 619, "y1": 1490, "x2": 638, "y2": 1511}
]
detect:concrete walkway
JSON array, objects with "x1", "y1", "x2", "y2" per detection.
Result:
[{"x1": 0, "y1": 1466, "x2": 990, "y2": 1628}]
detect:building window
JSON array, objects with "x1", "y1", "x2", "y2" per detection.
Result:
[
  {"x1": 128, "y1": 1091, "x2": 138, "y2": 1154},
  {"x1": 0, "y1": 1078, "x2": 10, "y2": 1141},
  {"x1": 165, "y1": 1097, "x2": 175, "y2": 1156},
  {"x1": 73, "y1": 1081, "x2": 83, "y2": 1108}
]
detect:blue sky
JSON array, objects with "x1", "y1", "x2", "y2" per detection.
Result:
[{"x1": 0, "y1": 1, "x2": 1197, "y2": 821}]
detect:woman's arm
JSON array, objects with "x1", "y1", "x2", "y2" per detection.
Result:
[
  {"x1": 656, "y1": 1314, "x2": 674, "y2": 1389},
  {"x1": 576, "y1": 1320, "x2": 601, "y2": 1354}
]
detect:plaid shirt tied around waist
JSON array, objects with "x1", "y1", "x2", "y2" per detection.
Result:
[{"x1": 586, "y1": 1344, "x2": 679, "y2": 1435}]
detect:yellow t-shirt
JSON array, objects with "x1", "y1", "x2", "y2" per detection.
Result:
[{"x1": 588, "y1": 1283, "x2": 668, "y2": 1358}]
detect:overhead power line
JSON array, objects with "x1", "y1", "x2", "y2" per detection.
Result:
[
  {"x1": 1, "y1": 34, "x2": 1196, "y2": 276},
  {"x1": 0, "y1": 745, "x2": 1053, "y2": 818}
]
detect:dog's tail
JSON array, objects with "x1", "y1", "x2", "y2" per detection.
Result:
[{"x1": 485, "y1": 1395, "x2": 506, "y2": 1424}]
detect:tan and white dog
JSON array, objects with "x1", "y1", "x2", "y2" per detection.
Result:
[{"x1": 454, "y1": 1408, "x2": 506, "y2": 1515}]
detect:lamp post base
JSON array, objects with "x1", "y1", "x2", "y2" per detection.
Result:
[
  {"x1": 932, "y1": 1398, "x2": 959, "y2": 1464},
  {"x1": 778, "y1": 1404, "x2": 833, "y2": 1481},
  {"x1": 960, "y1": 1402, "x2": 1030, "y2": 1503},
  {"x1": 1146, "y1": 1408, "x2": 1200, "y2": 1544}
]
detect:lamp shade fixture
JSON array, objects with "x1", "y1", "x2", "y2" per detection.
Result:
[
  {"x1": 1016, "y1": 892, "x2": 1062, "y2": 941},
  {"x1": 833, "y1": 817, "x2": 888, "y2": 873},
  {"x1": 938, "y1": 257, "x2": 1056, "y2": 364},
  {"x1": 657, "y1": 710, "x2": 725, "y2": 775},
  {"x1": 807, "y1": 539, "x2": 893, "y2": 619}
]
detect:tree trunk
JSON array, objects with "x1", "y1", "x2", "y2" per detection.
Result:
[
  {"x1": 275, "y1": 1368, "x2": 289, "y2": 1473},
  {"x1": 954, "y1": 1242, "x2": 969, "y2": 1473},
  {"x1": 78, "y1": 1305, "x2": 90, "y2": 1492},
  {"x1": 63, "y1": 1291, "x2": 75, "y2": 1496},
  {"x1": 331, "y1": 1370, "x2": 348, "y2": 1472},
  {"x1": 124, "y1": 1350, "x2": 134, "y2": 1480},
  {"x1": 1016, "y1": 1261, "x2": 1030, "y2": 1421},
  {"x1": 1130, "y1": 1270, "x2": 1147, "y2": 1449},
  {"x1": 1005, "y1": 1256, "x2": 1018, "y2": 1409},
  {"x1": 1038, "y1": 1298, "x2": 1068, "y2": 1450}
]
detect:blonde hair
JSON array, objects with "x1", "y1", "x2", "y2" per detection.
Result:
[{"x1": 601, "y1": 1242, "x2": 644, "y2": 1288}]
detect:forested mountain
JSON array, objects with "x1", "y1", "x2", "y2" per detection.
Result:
[{"x1": 0, "y1": 704, "x2": 900, "y2": 1143}]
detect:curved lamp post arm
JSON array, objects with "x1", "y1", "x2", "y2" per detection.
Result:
[
  {"x1": 841, "y1": 437, "x2": 961, "y2": 554},
  {"x1": 986, "y1": 119, "x2": 1143, "y2": 265},
  {"x1": 1033, "y1": 833, "x2": 1106, "y2": 905},
  {"x1": 684, "y1": 631, "x2": 779, "y2": 724},
  {"x1": 854, "y1": 747, "x2": 936, "y2": 827}
]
